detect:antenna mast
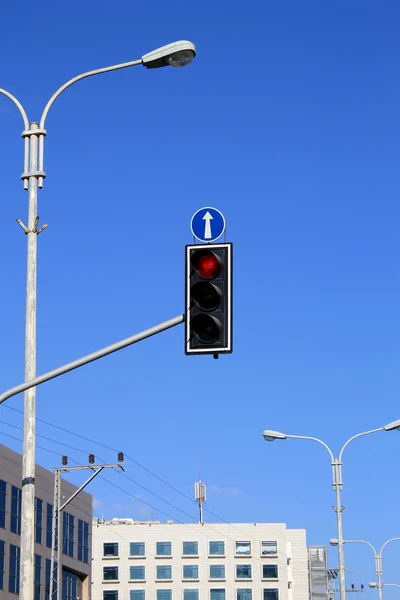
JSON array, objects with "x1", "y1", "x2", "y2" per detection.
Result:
[{"x1": 194, "y1": 478, "x2": 206, "y2": 524}]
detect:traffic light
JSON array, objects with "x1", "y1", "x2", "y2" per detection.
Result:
[{"x1": 185, "y1": 243, "x2": 232, "y2": 355}]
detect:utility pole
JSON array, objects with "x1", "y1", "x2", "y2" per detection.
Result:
[
  {"x1": 194, "y1": 478, "x2": 206, "y2": 524},
  {"x1": 49, "y1": 453, "x2": 124, "y2": 600}
]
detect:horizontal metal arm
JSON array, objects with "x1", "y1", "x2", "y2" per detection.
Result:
[{"x1": 0, "y1": 314, "x2": 184, "y2": 406}]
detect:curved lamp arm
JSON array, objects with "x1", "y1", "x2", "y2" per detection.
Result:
[
  {"x1": 339, "y1": 427, "x2": 384, "y2": 462},
  {"x1": 285, "y1": 434, "x2": 335, "y2": 462},
  {"x1": 0, "y1": 88, "x2": 29, "y2": 129},
  {"x1": 39, "y1": 57, "x2": 142, "y2": 128},
  {"x1": 344, "y1": 539, "x2": 378, "y2": 556},
  {"x1": 380, "y1": 537, "x2": 400, "y2": 555}
]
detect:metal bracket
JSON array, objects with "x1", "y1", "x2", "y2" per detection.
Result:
[
  {"x1": 16, "y1": 216, "x2": 48, "y2": 235},
  {"x1": 332, "y1": 505, "x2": 345, "y2": 513},
  {"x1": 20, "y1": 170, "x2": 46, "y2": 181},
  {"x1": 21, "y1": 128, "x2": 47, "y2": 138}
]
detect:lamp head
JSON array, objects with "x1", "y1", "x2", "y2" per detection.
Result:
[
  {"x1": 368, "y1": 583, "x2": 378, "y2": 589},
  {"x1": 383, "y1": 419, "x2": 400, "y2": 431},
  {"x1": 262, "y1": 430, "x2": 287, "y2": 442},
  {"x1": 329, "y1": 539, "x2": 339, "y2": 547},
  {"x1": 142, "y1": 41, "x2": 196, "y2": 69}
]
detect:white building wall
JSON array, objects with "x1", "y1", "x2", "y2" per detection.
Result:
[{"x1": 92, "y1": 520, "x2": 309, "y2": 600}]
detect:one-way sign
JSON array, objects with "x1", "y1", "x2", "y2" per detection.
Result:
[{"x1": 190, "y1": 207, "x2": 226, "y2": 243}]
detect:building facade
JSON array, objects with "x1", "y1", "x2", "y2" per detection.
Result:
[
  {"x1": 92, "y1": 519, "x2": 309, "y2": 600},
  {"x1": 0, "y1": 444, "x2": 92, "y2": 600}
]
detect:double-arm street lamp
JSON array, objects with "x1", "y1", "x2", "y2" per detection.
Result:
[
  {"x1": 330, "y1": 537, "x2": 400, "y2": 600},
  {"x1": 0, "y1": 39, "x2": 196, "y2": 600},
  {"x1": 370, "y1": 583, "x2": 400, "y2": 592},
  {"x1": 262, "y1": 420, "x2": 400, "y2": 600}
]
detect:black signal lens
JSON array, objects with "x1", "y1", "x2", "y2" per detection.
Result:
[
  {"x1": 191, "y1": 314, "x2": 221, "y2": 344},
  {"x1": 191, "y1": 281, "x2": 221, "y2": 311},
  {"x1": 191, "y1": 250, "x2": 220, "y2": 279}
]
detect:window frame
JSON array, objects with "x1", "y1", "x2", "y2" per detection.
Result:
[
  {"x1": 78, "y1": 519, "x2": 89, "y2": 563},
  {"x1": 10, "y1": 486, "x2": 22, "y2": 535},
  {"x1": 130, "y1": 542, "x2": 146, "y2": 558},
  {"x1": 0, "y1": 540, "x2": 5, "y2": 590},
  {"x1": 9, "y1": 544, "x2": 20, "y2": 594},
  {"x1": 0, "y1": 480, "x2": 6, "y2": 530},
  {"x1": 103, "y1": 542, "x2": 119, "y2": 558},
  {"x1": 261, "y1": 541, "x2": 278, "y2": 557},
  {"x1": 62, "y1": 512, "x2": 75, "y2": 558},
  {"x1": 262, "y1": 564, "x2": 279, "y2": 580},
  {"x1": 34, "y1": 554, "x2": 42, "y2": 600},
  {"x1": 235, "y1": 564, "x2": 252, "y2": 580},
  {"x1": 103, "y1": 565, "x2": 119, "y2": 582},
  {"x1": 263, "y1": 589, "x2": 279, "y2": 600},
  {"x1": 209, "y1": 541, "x2": 225, "y2": 557},
  {"x1": 235, "y1": 541, "x2": 251, "y2": 557},
  {"x1": 35, "y1": 497, "x2": 43, "y2": 544},
  {"x1": 130, "y1": 590, "x2": 145, "y2": 600},
  {"x1": 209, "y1": 564, "x2": 226, "y2": 580},
  {"x1": 210, "y1": 589, "x2": 226, "y2": 600},
  {"x1": 46, "y1": 503, "x2": 53, "y2": 549},
  {"x1": 237, "y1": 589, "x2": 252, "y2": 600},
  {"x1": 130, "y1": 565, "x2": 146, "y2": 582},
  {"x1": 184, "y1": 589, "x2": 199, "y2": 600},
  {"x1": 156, "y1": 541, "x2": 172, "y2": 557},
  {"x1": 182, "y1": 564, "x2": 199, "y2": 581},
  {"x1": 182, "y1": 541, "x2": 199, "y2": 557},
  {"x1": 156, "y1": 589, "x2": 172, "y2": 600},
  {"x1": 103, "y1": 591, "x2": 119, "y2": 600}
]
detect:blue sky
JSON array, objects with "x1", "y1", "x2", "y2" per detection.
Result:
[{"x1": 1, "y1": 0, "x2": 400, "y2": 594}]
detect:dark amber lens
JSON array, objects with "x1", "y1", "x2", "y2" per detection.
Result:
[
  {"x1": 191, "y1": 282, "x2": 221, "y2": 311},
  {"x1": 191, "y1": 314, "x2": 221, "y2": 344}
]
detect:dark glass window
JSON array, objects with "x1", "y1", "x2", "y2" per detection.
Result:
[
  {"x1": 35, "y1": 497, "x2": 43, "y2": 544},
  {"x1": 104, "y1": 592, "x2": 118, "y2": 600},
  {"x1": 62, "y1": 512, "x2": 75, "y2": 557},
  {"x1": 78, "y1": 520, "x2": 89, "y2": 563},
  {"x1": 45, "y1": 558, "x2": 57, "y2": 600},
  {"x1": 263, "y1": 565, "x2": 278, "y2": 579},
  {"x1": 130, "y1": 542, "x2": 145, "y2": 557},
  {"x1": 46, "y1": 503, "x2": 53, "y2": 548},
  {"x1": 10, "y1": 486, "x2": 22, "y2": 535},
  {"x1": 104, "y1": 542, "x2": 119, "y2": 557},
  {"x1": 62, "y1": 569, "x2": 82, "y2": 600},
  {"x1": 263, "y1": 590, "x2": 279, "y2": 600},
  {"x1": 237, "y1": 590, "x2": 252, "y2": 600},
  {"x1": 0, "y1": 480, "x2": 6, "y2": 529},
  {"x1": 236, "y1": 565, "x2": 252, "y2": 579},
  {"x1": 9, "y1": 544, "x2": 20, "y2": 594},
  {"x1": 104, "y1": 566, "x2": 119, "y2": 581},
  {"x1": 0, "y1": 540, "x2": 5, "y2": 590},
  {"x1": 34, "y1": 554, "x2": 42, "y2": 600}
]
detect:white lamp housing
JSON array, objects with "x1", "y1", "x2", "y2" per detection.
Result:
[{"x1": 142, "y1": 40, "x2": 196, "y2": 69}]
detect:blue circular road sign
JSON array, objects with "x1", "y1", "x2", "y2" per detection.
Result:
[{"x1": 190, "y1": 207, "x2": 226, "y2": 243}]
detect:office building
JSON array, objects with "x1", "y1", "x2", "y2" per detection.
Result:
[
  {"x1": 0, "y1": 443, "x2": 92, "y2": 600},
  {"x1": 92, "y1": 519, "x2": 309, "y2": 600}
]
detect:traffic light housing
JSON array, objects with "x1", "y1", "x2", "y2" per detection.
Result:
[{"x1": 185, "y1": 243, "x2": 232, "y2": 355}]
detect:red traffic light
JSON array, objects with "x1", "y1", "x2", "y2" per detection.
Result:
[{"x1": 191, "y1": 249, "x2": 220, "y2": 279}]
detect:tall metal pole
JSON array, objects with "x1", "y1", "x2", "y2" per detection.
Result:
[
  {"x1": 20, "y1": 121, "x2": 40, "y2": 600},
  {"x1": 334, "y1": 482, "x2": 346, "y2": 600},
  {"x1": 376, "y1": 554, "x2": 383, "y2": 600}
]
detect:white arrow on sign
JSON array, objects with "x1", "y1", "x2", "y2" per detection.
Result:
[{"x1": 203, "y1": 211, "x2": 213, "y2": 239}]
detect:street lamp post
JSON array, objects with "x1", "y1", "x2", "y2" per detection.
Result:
[
  {"x1": 0, "y1": 39, "x2": 196, "y2": 600},
  {"x1": 262, "y1": 421, "x2": 400, "y2": 600},
  {"x1": 330, "y1": 538, "x2": 400, "y2": 600}
]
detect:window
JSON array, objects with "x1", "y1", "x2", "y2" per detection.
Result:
[
  {"x1": 157, "y1": 590, "x2": 172, "y2": 600},
  {"x1": 10, "y1": 486, "x2": 22, "y2": 535},
  {"x1": 104, "y1": 566, "x2": 119, "y2": 581},
  {"x1": 131, "y1": 591, "x2": 145, "y2": 600},
  {"x1": 35, "y1": 498, "x2": 43, "y2": 544},
  {"x1": 210, "y1": 589, "x2": 225, "y2": 600},
  {"x1": 209, "y1": 541, "x2": 225, "y2": 556},
  {"x1": 0, "y1": 540, "x2": 4, "y2": 590},
  {"x1": 261, "y1": 541, "x2": 277, "y2": 556},
  {"x1": 210, "y1": 565, "x2": 225, "y2": 579},
  {"x1": 62, "y1": 570, "x2": 82, "y2": 600},
  {"x1": 184, "y1": 590, "x2": 199, "y2": 600},
  {"x1": 9, "y1": 544, "x2": 20, "y2": 594},
  {"x1": 156, "y1": 541, "x2": 172, "y2": 556},
  {"x1": 45, "y1": 558, "x2": 57, "y2": 600},
  {"x1": 263, "y1": 590, "x2": 279, "y2": 600},
  {"x1": 130, "y1": 542, "x2": 145, "y2": 557},
  {"x1": 237, "y1": 590, "x2": 252, "y2": 600},
  {"x1": 46, "y1": 503, "x2": 53, "y2": 548},
  {"x1": 104, "y1": 542, "x2": 119, "y2": 557},
  {"x1": 104, "y1": 592, "x2": 118, "y2": 600},
  {"x1": 236, "y1": 565, "x2": 252, "y2": 579},
  {"x1": 0, "y1": 480, "x2": 6, "y2": 529},
  {"x1": 236, "y1": 541, "x2": 251, "y2": 556},
  {"x1": 156, "y1": 565, "x2": 172, "y2": 580},
  {"x1": 62, "y1": 512, "x2": 75, "y2": 557},
  {"x1": 183, "y1": 541, "x2": 198, "y2": 556},
  {"x1": 34, "y1": 554, "x2": 42, "y2": 600},
  {"x1": 263, "y1": 565, "x2": 278, "y2": 579},
  {"x1": 183, "y1": 565, "x2": 199, "y2": 580},
  {"x1": 78, "y1": 520, "x2": 89, "y2": 563},
  {"x1": 130, "y1": 566, "x2": 145, "y2": 581}
]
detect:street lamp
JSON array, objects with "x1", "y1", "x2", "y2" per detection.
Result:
[
  {"x1": 329, "y1": 537, "x2": 400, "y2": 600},
  {"x1": 262, "y1": 420, "x2": 400, "y2": 600},
  {"x1": 0, "y1": 39, "x2": 196, "y2": 600},
  {"x1": 370, "y1": 583, "x2": 400, "y2": 591}
]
